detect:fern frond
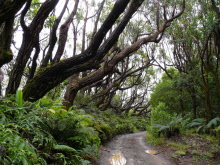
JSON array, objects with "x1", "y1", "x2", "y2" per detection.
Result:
[
  {"x1": 13, "y1": 135, "x2": 20, "y2": 144},
  {"x1": 192, "y1": 118, "x2": 205, "y2": 123},
  {"x1": 53, "y1": 144, "x2": 77, "y2": 152},
  {"x1": 158, "y1": 125, "x2": 170, "y2": 132},
  {"x1": 80, "y1": 144, "x2": 99, "y2": 159}
]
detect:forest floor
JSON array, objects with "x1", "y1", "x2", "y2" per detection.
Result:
[
  {"x1": 158, "y1": 132, "x2": 220, "y2": 165},
  {"x1": 94, "y1": 131, "x2": 220, "y2": 165}
]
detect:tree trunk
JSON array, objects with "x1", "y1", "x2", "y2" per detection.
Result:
[
  {"x1": 23, "y1": 0, "x2": 184, "y2": 102},
  {"x1": 190, "y1": 86, "x2": 197, "y2": 119},
  {"x1": 0, "y1": 16, "x2": 14, "y2": 67},
  {"x1": 0, "y1": 0, "x2": 27, "y2": 26},
  {"x1": 63, "y1": 74, "x2": 79, "y2": 109},
  {"x1": 6, "y1": 0, "x2": 59, "y2": 95},
  {"x1": 23, "y1": 0, "x2": 138, "y2": 101}
]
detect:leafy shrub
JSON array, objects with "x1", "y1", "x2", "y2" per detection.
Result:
[
  {"x1": 0, "y1": 92, "x2": 149, "y2": 164},
  {"x1": 0, "y1": 123, "x2": 46, "y2": 164},
  {"x1": 187, "y1": 117, "x2": 220, "y2": 134},
  {"x1": 146, "y1": 102, "x2": 175, "y2": 137},
  {"x1": 0, "y1": 95, "x2": 100, "y2": 164},
  {"x1": 153, "y1": 118, "x2": 182, "y2": 138}
]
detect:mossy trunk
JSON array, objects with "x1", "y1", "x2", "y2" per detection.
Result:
[
  {"x1": 0, "y1": 16, "x2": 14, "y2": 67},
  {"x1": 6, "y1": 0, "x2": 59, "y2": 95}
]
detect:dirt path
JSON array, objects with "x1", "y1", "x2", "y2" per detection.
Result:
[{"x1": 94, "y1": 131, "x2": 176, "y2": 165}]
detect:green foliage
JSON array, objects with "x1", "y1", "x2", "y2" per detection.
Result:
[
  {"x1": 26, "y1": 0, "x2": 41, "y2": 21},
  {"x1": 44, "y1": 15, "x2": 57, "y2": 28},
  {"x1": 0, "y1": 124, "x2": 46, "y2": 164},
  {"x1": 53, "y1": 144, "x2": 77, "y2": 152},
  {"x1": 91, "y1": 109, "x2": 146, "y2": 142},
  {"x1": 16, "y1": 89, "x2": 23, "y2": 108},
  {"x1": 207, "y1": 117, "x2": 220, "y2": 128},
  {"x1": 150, "y1": 102, "x2": 174, "y2": 125},
  {"x1": 150, "y1": 69, "x2": 196, "y2": 116},
  {"x1": 187, "y1": 117, "x2": 220, "y2": 134},
  {"x1": 0, "y1": 96, "x2": 98, "y2": 164},
  {"x1": 0, "y1": 94, "x2": 149, "y2": 164},
  {"x1": 153, "y1": 117, "x2": 182, "y2": 138},
  {"x1": 146, "y1": 101, "x2": 184, "y2": 140}
]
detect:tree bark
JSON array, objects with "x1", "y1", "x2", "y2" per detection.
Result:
[
  {"x1": 6, "y1": 0, "x2": 59, "y2": 95},
  {"x1": 0, "y1": 16, "x2": 14, "y2": 67},
  {"x1": 52, "y1": 0, "x2": 79, "y2": 63},
  {"x1": 23, "y1": 0, "x2": 185, "y2": 102},
  {"x1": 23, "y1": 0, "x2": 132, "y2": 101},
  {"x1": 0, "y1": 0, "x2": 27, "y2": 26},
  {"x1": 63, "y1": 75, "x2": 79, "y2": 109},
  {"x1": 0, "y1": 69, "x2": 3, "y2": 96},
  {"x1": 41, "y1": 0, "x2": 70, "y2": 68}
]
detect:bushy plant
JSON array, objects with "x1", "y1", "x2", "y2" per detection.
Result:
[
  {"x1": 0, "y1": 123, "x2": 46, "y2": 164},
  {"x1": 0, "y1": 93, "x2": 101, "y2": 164},
  {"x1": 0, "y1": 91, "x2": 149, "y2": 164},
  {"x1": 147, "y1": 102, "x2": 175, "y2": 137},
  {"x1": 153, "y1": 117, "x2": 182, "y2": 138},
  {"x1": 187, "y1": 117, "x2": 220, "y2": 134}
]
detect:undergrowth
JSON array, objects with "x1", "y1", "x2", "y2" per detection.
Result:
[{"x1": 0, "y1": 92, "x2": 148, "y2": 164}]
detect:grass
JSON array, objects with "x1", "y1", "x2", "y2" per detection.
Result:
[
  {"x1": 146, "y1": 132, "x2": 165, "y2": 145},
  {"x1": 192, "y1": 156, "x2": 200, "y2": 163},
  {"x1": 192, "y1": 150, "x2": 213, "y2": 158},
  {"x1": 167, "y1": 141, "x2": 189, "y2": 158},
  {"x1": 171, "y1": 150, "x2": 186, "y2": 158},
  {"x1": 167, "y1": 141, "x2": 190, "y2": 151},
  {"x1": 175, "y1": 150, "x2": 186, "y2": 155}
]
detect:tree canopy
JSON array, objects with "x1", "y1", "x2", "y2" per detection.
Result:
[
  {"x1": 2, "y1": 0, "x2": 220, "y2": 120},
  {"x1": 0, "y1": 0, "x2": 186, "y2": 115}
]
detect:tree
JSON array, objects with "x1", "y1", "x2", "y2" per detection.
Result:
[
  {"x1": 0, "y1": 0, "x2": 185, "y2": 112},
  {"x1": 152, "y1": 0, "x2": 220, "y2": 120}
]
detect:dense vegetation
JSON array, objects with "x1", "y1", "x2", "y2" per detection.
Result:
[
  {"x1": 147, "y1": 0, "x2": 220, "y2": 139},
  {"x1": 0, "y1": 0, "x2": 220, "y2": 164},
  {"x1": 0, "y1": 91, "x2": 147, "y2": 164}
]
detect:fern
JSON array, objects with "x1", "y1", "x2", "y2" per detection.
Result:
[
  {"x1": 80, "y1": 144, "x2": 99, "y2": 160},
  {"x1": 53, "y1": 144, "x2": 77, "y2": 152},
  {"x1": 21, "y1": 157, "x2": 29, "y2": 165},
  {"x1": 159, "y1": 125, "x2": 170, "y2": 132},
  {"x1": 0, "y1": 125, "x2": 46, "y2": 164}
]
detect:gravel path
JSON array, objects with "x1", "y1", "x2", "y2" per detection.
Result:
[{"x1": 94, "y1": 131, "x2": 176, "y2": 165}]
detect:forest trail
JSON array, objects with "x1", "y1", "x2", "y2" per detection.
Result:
[{"x1": 94, "y1": 131, "x2": 176, "y2": 165}]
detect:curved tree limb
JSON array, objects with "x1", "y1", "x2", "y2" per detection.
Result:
[
  {"x1": 6, "y1": 0, "x2": 59, "y2": 95},
  {"x1": 23, "y1": 0, "x2": 185, "y2": 102},
  {"x1": 23, "y1": 0, "x2": 132, "y2": 101}
]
